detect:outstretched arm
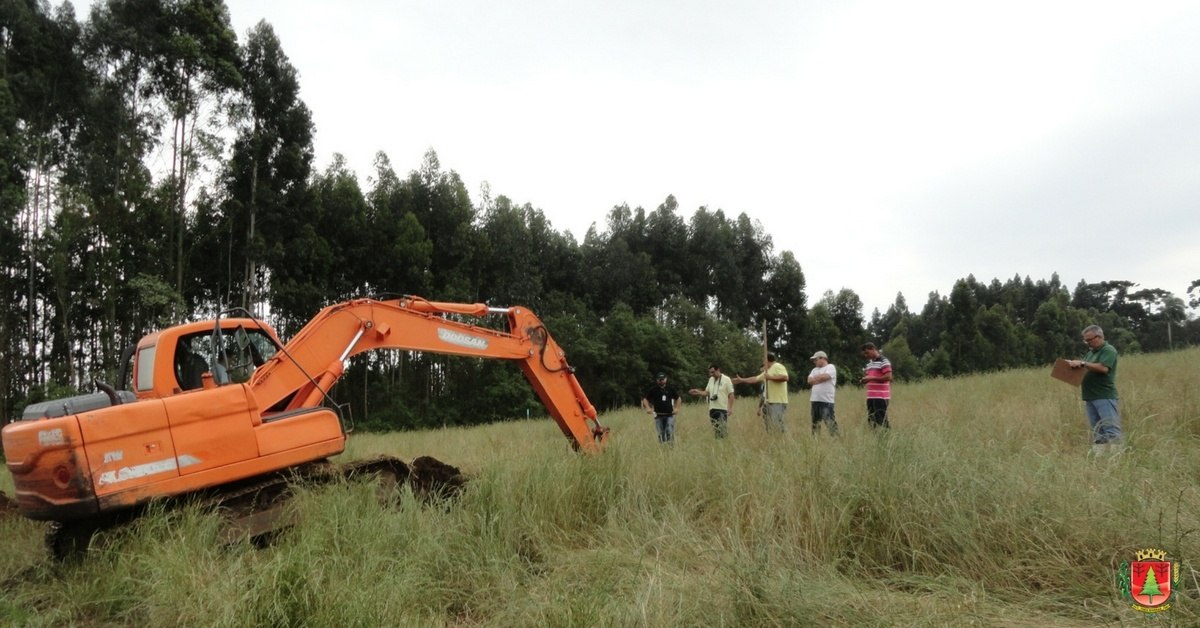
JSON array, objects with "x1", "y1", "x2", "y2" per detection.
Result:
[{"x1": 732, "y1": 372, "x2": 764, "y2": 385}]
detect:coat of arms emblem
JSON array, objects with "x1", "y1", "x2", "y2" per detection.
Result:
[{"x1": 1117, "y1": 547, "x2": 1178, "y2": 613}]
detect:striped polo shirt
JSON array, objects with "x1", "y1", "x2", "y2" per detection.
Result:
[{"x1": 865, "y1": 355, "x2": 892, "y2": 400}]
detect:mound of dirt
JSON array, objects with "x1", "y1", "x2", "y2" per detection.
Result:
[{"x1": 409, "y1": 456, "x2": 467, "y2": 499}]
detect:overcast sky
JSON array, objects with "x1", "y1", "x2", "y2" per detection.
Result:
[{"x1": 92, "y1": 1, "x2": 1200, "y2": 315}]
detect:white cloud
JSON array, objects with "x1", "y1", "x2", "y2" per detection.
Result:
[{"x1": 69, "y1": 0, "x2": 1200, "y2": 315}]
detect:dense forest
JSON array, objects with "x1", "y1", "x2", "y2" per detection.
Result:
[{"x1": 3, "y1": 0, "x2": 1198, "y2": 429}]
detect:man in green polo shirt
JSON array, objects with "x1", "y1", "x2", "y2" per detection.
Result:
[{"x1": 1069, "y1": 324, "x2": 1122, "y2": 455}]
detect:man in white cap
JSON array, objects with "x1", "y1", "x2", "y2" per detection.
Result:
[{"x1": 806, "y1": 351, "x2": 838, "y2": 435}]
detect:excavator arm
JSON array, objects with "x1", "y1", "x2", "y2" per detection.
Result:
[{"x1": 248, "y1": 296, "x2": 607, "y2": 452}]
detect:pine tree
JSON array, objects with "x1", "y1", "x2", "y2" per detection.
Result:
[{"x1": 1139, "y1": 564, "x2": 1163, "y2": 603}]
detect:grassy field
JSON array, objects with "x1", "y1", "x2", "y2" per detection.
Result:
[{"x1": 2, "y1": 349, "x2": 1198, "y2": 626}]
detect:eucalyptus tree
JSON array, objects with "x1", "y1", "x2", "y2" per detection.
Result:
[
  {"x1": 0, "y1": 0, "x2": 36, "y2": 412},
  {"x1": 591, "y1": 203, "x2": 658, "y2": 314},
  {"x1": 975, "y1": 303, "x2": 1028, "y2": 370},
  {"x1": 405, "y1": 150, "x2": 478, "y2": 301},
  {"x1": 523, "y1": 203, "x2": 584, "y2": 314},
  {"x1": 0, "y1": 63, "x2": 19, "y2": 416},
  {"x1": 684, "y1": 206, "x2": 738, "y2": 319},
  {"x1": 70, "y1": 1, "x2": 165, "y2": 362},
  {"x1": 827, "y1": 288, "x2": 866, "y2": 355},
  {"x1": 731, "y1": 212, "x2": 772, "y2": 328},
  {"x1": 85, "y1": 0, "x2": 241, "y2": 297},
  {"x1": 476, "y1": 196, "x2": 543, "y2": 306},
  {"x1": 4, "y1": 0, "x2": 101, "y2": 397},
  {"x1": 580, "y1": 221, "x2": 656, "y2": 314},
  {"x1": 363, "y1": 151, "x2": 431, "y2": 297},
  {"x1": 1025, "y1": 274, "x2": 1066, "y2": 324},
  {"x1": 476, "y1": 197, "x2": 532, "y2": 303},
  {"x1": 306, "y1": 155, "x2": 370, "y2": 302},
  {"x1": 869, "y1": 292, "x2": 910, "y2": 344},
  {"x1": 907, "y1": 291, "x2": 946, "y2": 364},
  {"x1": 942, "y1": 277, "x2": 986, "y2": 372},
  {"x1": 157, "y1": 0, "x2": 241, "y2": 294},
  {"x1": 197, "y1": 19, "x2": 313, "y2": 312},
  {"x1": 760, "y1": 250, "x2": 808, "y2": 368},
  {"x1": 880, "y1": 327, "x2": 922, "y2": 381},
  {"x1": 1031, "y1": 291, "x2": 1077, "y2": 364},
  {"x1": 806, "y1": 298, "x2": 841, "y2": 364},
  {"x1": 643, "y1": 195, "x2": 687, "y2": 306}
]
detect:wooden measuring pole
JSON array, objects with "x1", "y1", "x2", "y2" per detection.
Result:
[{"x1": 759, "y1": 320, "x2": 768, "y2": 412}]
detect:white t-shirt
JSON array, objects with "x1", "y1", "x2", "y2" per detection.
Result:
[
  {"x1": 808, "y1": 364, "x2": 836, "y2": 404},
  {"x1": 705, "y1": 374, "x2": 735, "y2": 410}
]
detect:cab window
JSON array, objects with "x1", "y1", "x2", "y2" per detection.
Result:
[
  {"x1": 135, "y1": 346, "x2": 156, "y2": 392},
  {"x1": 175, "y1": 328, "x2": 279, "y2": 389}
]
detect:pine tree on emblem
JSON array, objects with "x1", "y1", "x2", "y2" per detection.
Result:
[{"x1": 1139, "y1": 565, "x2": 1163, "y2": 603}]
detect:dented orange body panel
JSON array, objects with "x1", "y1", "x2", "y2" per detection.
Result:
[{"x1": 3, "y1": 297, "x2": 605, "y2": 522}]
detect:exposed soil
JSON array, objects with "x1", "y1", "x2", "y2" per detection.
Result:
[{"x1": 408, "y1": 456, "x2": 467, "y2": 499}]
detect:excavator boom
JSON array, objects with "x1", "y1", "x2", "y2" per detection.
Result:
[{"x1": 250, "y1": 296, "x2": 605, "y2": 451}]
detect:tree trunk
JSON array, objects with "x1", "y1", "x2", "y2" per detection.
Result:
[
  {"x1": 27, "y1": 153, "x2": 42, "y2": 388},
  {"x1": 243, "y1": 159, "x2": 259, "y2": 311},
  {"x1": 175, "y1": 115, "x2": 187, "y2": 300}
]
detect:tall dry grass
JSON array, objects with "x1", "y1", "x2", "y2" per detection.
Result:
[{"x1": 1, "y1": 348, "x2": 1197, "y2": 626}]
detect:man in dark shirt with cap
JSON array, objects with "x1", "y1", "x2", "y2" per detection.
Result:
[{"x1": 642, "y1": 372, "x2": 681, "y2": 444}]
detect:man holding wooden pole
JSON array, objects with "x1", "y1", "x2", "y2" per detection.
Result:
[{"x1": 734, "y1": 350, "x2": 790, "y2": 433}]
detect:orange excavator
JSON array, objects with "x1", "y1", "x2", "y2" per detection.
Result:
[{"x1": 3, "y1": 296, "x2": 607, "y2": 553}]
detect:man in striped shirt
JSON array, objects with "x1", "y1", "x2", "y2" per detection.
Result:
[{"x1": 859, "y1": 342, "x2": 892, "y2": 430}]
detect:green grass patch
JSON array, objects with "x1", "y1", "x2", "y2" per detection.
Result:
[{"x1": 2, "y1": 349, "x2": 1197, "y2": 625}]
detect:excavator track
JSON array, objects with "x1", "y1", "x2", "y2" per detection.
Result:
[{"x1": 43, "y1": 455, "x2": 466, "y2": 560}]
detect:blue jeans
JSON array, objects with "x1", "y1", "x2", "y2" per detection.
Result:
[
  {"x1": 654, "y1": 414, "x2": 676, "y2": 444},
  {"x1": 1084, "y1": 399, "x2": 1122, "y2": 444},
  {"x1": 811, "y1": 401, "x2": 838, "y2": 435}
]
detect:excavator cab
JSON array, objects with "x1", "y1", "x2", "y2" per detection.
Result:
[
  {"x1": 126, "y1": 320, "x2": 283, "y2": 400},
  {"x1": 173, "y1": 336, "x2": 210, "y2": 391},
  {"x1": 226, "y1": 326, "x2": 269, "y2": 383},
  {"x1": 164, "y1": 326, "x2": 279, "y2": 392}
]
